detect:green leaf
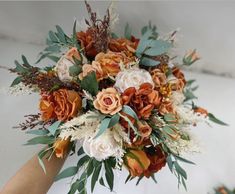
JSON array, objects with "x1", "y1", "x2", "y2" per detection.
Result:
[
  {"x1": 22, "y1": 55, "x2": 31, "y2": 68},
  {"x1": 25, "y1": 136, "x2": 54, "y2": 145},
  {"x1": 14, "y1": 60, "x2": 27, "y2": 74},
  {"x1": 11, "y1": 76, "x2": 22, "y2": 87},
  {"x1": 108, "y1": 114, "x2": 120, "y2": 128},
  {"x1": 125, "y1": 174, "x2": 131, "y2": 184},
  {"x1": 49, "y1": 31, "x2": 58, "y2": 42},
  {"x1": 87, "y1": 159, "x2": 94, "y2": 177},
  {"x1": 208, "y1": 113, "x2": 228, "y2": 126},
  {"x1": 95, "y1": 117, "x2": 111, "y2": 138},
  {"x1": 99, "y1": 177, "x2": 105, "y2": 187},
  {"x1": 45, "y1": 45, "x2": 61, "y2": 52},
  {"x1": 55, "y1": 166, "x2": 78, "y2": 181},
  {"x1": 136, "y1": 175, "x2": 144, "y2": 185},
  {"x1": 47, "y1": 121, "x2": 61, "y2": 136},
  {"x1": 38, "y1": 149, "x2": 50, "y2": 174},
  {"x1": 174, "y1": 155, "x2": 195, "y2": 165},
  {"x1": 111, "y1": 32, "x2": 119, "y2": 38},
  {"x1": 164, "y1": 113, "x2": 177, "y2": 123},
  {"x1": 56, "y1": 25, "x2": 67, "y2": 43},
  {"x1": 145, "y1": 40, "x2": 171, "y2": 56},
  {"x1": 166, "y1": 155, "x2": 174, "y2": 172},
  {"x1": 69, "y1": 65, "x2": 82, "y2": 76},
  {"x1": 122, "y1": 105, "x2": 138, "y2": 120},
  {"x1": 91, "y1": 163, "x2": 102, "y2": 192},
  {"x1": 104, "y1": 161, "x2": 114, "y2": 191},
  {"x1": 68, "y1": 179, "x2": 80, "y2": 194},
  {"x1": 47, "y1": 55, "x2": 60, "y2": 63},
  {"x1": 77, "y1": 155, "x2": 90, "y2": 169},
  {"x1": 136, "y1": 29, "x2": 153, "y2": 54},
  {"x1": 26, "y1": 129, "x2": 49, "y2": 136},
  {"x1": 141, "y1": 57, "x2": 161, "y2": 67},
  {"x1": 124, "y1": 23, "x2": 132, "y2": 40},
  {"x1": 151, "y1": 174, "x2": 158, "y2": 184},
  {"x1": 81, "y1": 72, "x2": 98, "y2": 96},
  {"x1": 174, "y1": 162, "x2": 187, "y2": 180},
  {"x1": 77, "y1": 147, "x2": 84, "y2": 156}
]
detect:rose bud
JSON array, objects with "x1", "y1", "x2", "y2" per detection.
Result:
[
  {"x1": 53, "y1": 138, "x2": 70, "y2": 158},
  {"x1": 183, "y1": 49, "x2": 200, "y2": 66}
]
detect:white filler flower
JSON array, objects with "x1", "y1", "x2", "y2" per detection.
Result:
[{"x1": 114, "y1": 68, "x2": 154, "y2": 93}]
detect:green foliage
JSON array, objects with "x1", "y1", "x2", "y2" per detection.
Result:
[
  {"x1": 122, "y1": 105, "x2": 138, "y2": 120},
  {"x1": 55, "y1": 166, "x2": 78, "y2": 181},
  {"x1": 81, "y1": 72, "x2": 98, "y2": 96},
  {"x1": 136, "y1": 26, "x2": 172, "y2": 67},
  {"x1": 25, "y1": 135, "x2": 55, "y2": 145},
  {"x1": 47, "y1": 121, "x2": 62, "y2": 136},
  {"x1": 104, "y1": 159, "x2": 114, "y2": 191},
  {"x1": 38, "y1": 148, "x2": 51, "y2": 174},
  {"x1": 184, "y1": 79, "x2": 198, "y2": 102},
  {"x1": 95, "y1": 117, "x2": 111, "y2": 138},
  {"x1": 37, "y1": 21, "x2": 82, "y2": 64},
  {"x1": 26, "y1": 129, "x2": 49, "y2": 136},
  {"x1": 11, "y1": 76, "x2": 22, "y2": 87},
  {"x1": 124, "y1": 23, "x2": 132, "y2": 40},
  {"x1": 208, "y1": 113, "x2": 228, "y2": 126}
]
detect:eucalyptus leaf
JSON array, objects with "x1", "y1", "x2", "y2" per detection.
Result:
[
  {"x1": 25, "y1": 136, "x2": 54, "y2": 145},
  {"x1": 108, "y1": 114, "x2": 120, "y2": 128},
  {"x1": 11, "y1": 76, "x2": 22, "y2": 87},
  {"x1": 208, "y1": 113, "x2": 228, "y2": 126},
  {"x1": 124, "y1": 23, "x2": 132, "y2": 40},
  {"x1": 95, "y1": 117, "x2": 111, "y2": 138},
  {"x1": 47, "y1": 121, "x2": 61, "y2": 136},
  {"x1": 174, "y1": 162, "x2": 187, "y2": 180},
  {"x1": 91, "y1": 163, "x2": 102, "y2": 192},
  {"x1": 26, "y1": 129, "x2": 49, "y2": 136},
  {"x1": 81, "y1": 72, "x2": 98, "y2": 96},
  {"x1": 49, "y1": 31, "x2": 58, "y2": 42},
  {"x1": 55, "y1": 166, "x2": 78, "y2": 182},
  {"x1": 122, "y1": 105, "x2": 138, "y2": 120},
  {"x1": 141, "y1": 57, "x2": 160, "y2": 67},
  {"x1": 144, "y1": 40, "x2": 171, "y2": 56},
  {"x1": 22, "y1": 55, "x2": 31, "y2": 68}
]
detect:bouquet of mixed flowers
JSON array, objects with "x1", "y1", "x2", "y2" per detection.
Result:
[{"x1": 2, "y1": 1, "x2": 227, "y2": 193}]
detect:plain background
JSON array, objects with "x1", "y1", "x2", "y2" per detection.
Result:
[{"x1": 0, "y1": 1, "x2": 235, "y2": 194}]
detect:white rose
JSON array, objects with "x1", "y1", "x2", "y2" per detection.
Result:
[
  {"x1": 55, "y1": 56, "x2": 74, "y2": 82},
  {"x1": 83, "y1": 130, "x2": 119, "y2": 161},
  {"x1": 114, "y1": 68, "x2": 154, "y2": 93}
]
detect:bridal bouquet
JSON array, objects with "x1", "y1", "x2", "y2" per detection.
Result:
[{"x1": 4, "y1": 1, "x2": 227, "y2": 193}]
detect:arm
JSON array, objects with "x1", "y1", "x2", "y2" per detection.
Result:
[{"x1": 0, "y1": 151, "x2": 67, "y2": 194}]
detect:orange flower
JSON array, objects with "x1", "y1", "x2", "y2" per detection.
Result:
[
  {"x1": 194, "y1": 107, "x2": 208, "y2": 116},
  {"x1": 94, "y1": 51, "x2": 133, "y2": 77},
  {"x1": 39, "y1": 89, "x2": 82, "y2": 121},
  {"x1": 137, "y1": 121, "x2": 152, "y2": 138},
  {"x1": 65, "y1": 47, "x2": 81, "y2": 62},
  {"x1": 94, "y1": 87, "x2": 122, "y2": 115},
  {"x1": 77, "y1": 29, "x2": 97, "y2": 58},
  {"x1": 125, "y1": 149, "x2": 150, "y2": 177},
  {"x1": 79, "y1": 62, "x2": 104, "y2": 81},
  {"x1": 108, "y1": 37, "x2": 138, "y2": 57},
  {"x1": 158, "y1": 100, "x2": 174, "y2": 115},
  {"x1": 151, "y1": 68, "x2": 167, "y2": 88},
  {"x1": 172, "y1": 67, "x2": 186, "y2": 87},
  {"x1": 144, "y1": 146, "x2": 167, "y2": 177},
  {"x1": 53, "y1": 138, "x2": 70, "y2": 158},
  {"x1": 122, "y1": 83, "x2": 161, "y2": 119}
]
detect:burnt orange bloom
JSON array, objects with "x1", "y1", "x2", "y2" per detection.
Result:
[
  {"x1": 53, "y1": 138, "x2": 70, "y2": 158},
  {"x1": 77, "y1": 29, "x2": 97, "y2": 58},
  {"x1": 151, "y1": 68, "x2": 167, "y2": 88},
  {"x1": 125, "y1": 149, "x2": 150, "y2": 177},
  {"x1": 144, "y1": 146, "x2": 167, "y2": 177},
  {"x1": 158, "y1": 100, "x2": 174, "y2": 115},
  {"x1": 39, "y1": 89, "x2": 82, "y2": 121},
  {"x1": 108, "y1": 37, "x2": 139, "y2": 57},
  {"x1": 122, "y1": 83, "x2": 161, "y2": 119},
  {"x1": 172, "y1": 67, "x2": 186, "y2": 87},
  {"x1": 194, "y1": 107, "x2": 208, "y2": 116}
]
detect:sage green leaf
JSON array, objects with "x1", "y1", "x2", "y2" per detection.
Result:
[
  {"x1": 124, "y1": 23, "x2": 132, "y2": 40},
  {"x1": 111, "y1": 32, "x2": 119, "y2": 38},
  {"x1": 45, "y1": 45, "x2": 61, "y2": 52},
  {"x1": 141, "y1": 57, "x2": 160, "y2": 67},
  {"x1": 108, "y1": 114, "x2": 120, "y2": 128},
  {"x1": 77, "y1": 155, "x2": 90, "y2": 169},
  {"x1": 14, "y1": 60, "x2": 27, "y2": 74},
  {"x1": 11, "y1": 76, "x2": 22, "y2": 87},
  {"x1": 136, "y1": 175, "x2": 144, "y2": 185},
  {"x1": 136, "y1": 30, "x2": 153, "y2": 54},
  {"x1": 125, "y1": 174, "x2": 131, "y2": 184},
  {"x1": 166, "y1": 155, "x2": 174, "y2": 172},
  {"x1": 26, "y1": 129, "x2": 49, "y2": 136},
  {"x1": 144, "y1": 40, "x2": 172, "y2": 56},
  {"x1": 21, "y1": 55, "x2": 31, "y2": 68},
  {"x1": 174, "y1": 155, "x2": 195, "y2": 165},
  {"x1": 99, "y1": 177, "x2": 105, "y2": 187},
  {"x1": 38, "y1": 149, "x2": 50, "y2": 174},
  {"x1": 95, "y1": 117, "x2": 111, "y2": 138},
  {"x1": 47, "y1": 55, "x2": 60, "y2": 63},
  {"x1": 151, "y1": 174, "x2": 158, "y2": 184},
  {"x1": 122, "y1": 105, "x2": 138, "y2": 120},
  {"x1": 68, "y1": 179, "x2": 80, "y2": 194},
  {"x1": 208, "y1": 113, "x2": 228, "y2": 126},
  {"x1": 56, "y1": 25, "x2": 66, "y2": 43},
  {"x1": 81, "y1": 72, "x2": 98, "y2": 96},
  {"x1": 104, "y1": 161, "x2": 114, "y2": 191},
  {"x1": 49, "y1": 31, "x2": 58, "y2": 42},
  {"x1": 47, "y1": 121, "x2": 61, "y2": 136},
  {"x1": 174, "y1": 162, "x2": 187, "y2": 180},
  {"x1": 25, "y1": 136, "x2": 54, "y2": 145},
  {"x1": 77, "y1": 147, "x2": 84, "y2": 156},
  {"x1": 69, "y1": 65, "x2": 81, "y2": 76},
  {"x1": 55, "y1": 166, "x2": 78, "y2": 181},
  {"x1": 91, "y1": 163, "x2": 102, "y2": 192}
]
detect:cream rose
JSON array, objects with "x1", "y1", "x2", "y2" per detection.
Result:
[
  {"x1": 83, "y1": 130, "x2": 119, "y2": 161},
  {"x1": 114, "y1": 68, "x2": 154, "y2": 93},
  {"x1": 55, "y1": 47, "x2": 81, "y2": 82}
]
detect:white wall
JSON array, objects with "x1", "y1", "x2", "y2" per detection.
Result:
[{"x1": 0, "y1": 1, "x2": 235, "y2": 77}]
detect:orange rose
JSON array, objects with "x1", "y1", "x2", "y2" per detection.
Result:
[
  {"x1": 94, "y1": 87, "x2": 122, "y2": 115},
  {"x1": 137, "y1": 121, "x2": 152, "y2": 138},
  {"x1": 151, "y1": 68, "x2": 167, "y2": 88},
  {"x1": 158, "y1": 100, "x2": 174, "y2": 115},
  {"x1": 172, "y1": 67, "x2": 186, "y2": 87},
  {"x1": 144, "y1": 146, "x2": 167, "y2": 177},
  {"x1": 77, "y1": 29, "x2": 97, "y2": 58},
  {"x1": 125, "y1": 149, "x2": 150, "y2": 177},
  {"x1": 122, "y1": 83, "x2": 161, "y2": 119},
  {"x1": 39, "y1": 89, "x2": 82, "y2": 121},
  {"x1": 79, "y1": 62, "x2": 104, "y2": 81},
  {"x1": 53, "y1": 138, "x2": 70, "y2": 158},
  {"x1": 108, "y1": 37, "x2": 139, "y2": 57},
  {"x1": 95, "y1": 51, "x2": 133, "y2": 77}
]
